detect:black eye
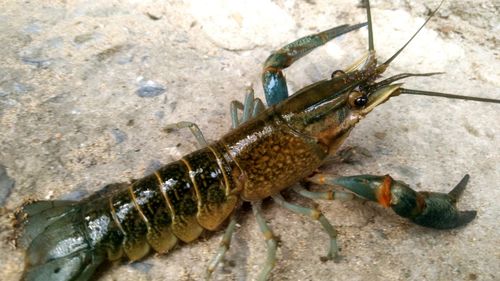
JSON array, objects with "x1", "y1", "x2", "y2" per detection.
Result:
[
  {"x1": 347, "y1": 91, "x2": 368, "y2": 108},
  {"x1": 354, "y1": 95, "x2": 368, "y2": 107}
]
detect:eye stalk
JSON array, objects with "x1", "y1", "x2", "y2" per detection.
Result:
[{"x1": 347, "y1": 90, "x2": 368, "y2": 108}]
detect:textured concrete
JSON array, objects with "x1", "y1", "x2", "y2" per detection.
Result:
[{"x1": 0, "y1": 0, "x2": 498, "y2": 280}]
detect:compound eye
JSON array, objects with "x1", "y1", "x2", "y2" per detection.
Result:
[{"x1": 348, "y1": 91, "x2": 368, "y2": 108}]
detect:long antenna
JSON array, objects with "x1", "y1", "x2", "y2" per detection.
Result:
[
  {"x1": 400, "y1": 89, "x2": 500, "y2": 104},
  {"x1": 365, "y1": 0, "x2": 500, "y2": 105},
  {"x1": 382, "y1": 0, "x2": 444, "y2": 66},
  {"x1": 366, "y1": 0, "x2": 374, "y2": 52}
]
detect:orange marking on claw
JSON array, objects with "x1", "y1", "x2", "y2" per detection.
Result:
[{"x1": 377, "y1": 175, "x2": 392, "y2": 208}]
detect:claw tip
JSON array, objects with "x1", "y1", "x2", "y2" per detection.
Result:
[{"x1": 448, "y1": 174, "x2": 470, "y2": 201}]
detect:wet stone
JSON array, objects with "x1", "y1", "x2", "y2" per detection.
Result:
[
  {"x1": 0, "y1": 164, "x2": 15, "y2": 207},
  {"x1": 111, "y1": 128, "x2": 128, "y2": 144},
  {"x1": 396, "y1": 165, "x2": 419, "y2": 178},
  {"x1": 19, "y1": 45, "x2": 55, "y2": 69},
  {"x1": 23, "y1": 22, "x2": 42, "y2": 34},
  {"x1": 154, "y1": 110, "x2": 165, "y2": 119},
  {"x1": 0, "y1": 79, "x2": 33, "y2": 96},
  {"x1": 136, "y1": 80, "x2": 166, "y2": 98},
  {"x1": 19, "y1": 36, "x2": 64, "y2": 69},
  {"x1": 46, "y1": 36, "x2": 64, "y2": 49},
  {"x1": 73, "y1": 33, "x2": 94, "y2": 44},
  {"x1": 129, "y1": 261, "x2": 154, "y2": 273},
  {"x1": 20, "y1": 57, "x2": 52, "y2": 69},
  {"x1": 116, "y1": 51, "x2": 135, "y2": 65},
  {"x1": 95, "y1": 45, "x2": 127, "y2": 62},
  {"x1": 13, "y1": 82, "x2": 33, "y2": 93}
]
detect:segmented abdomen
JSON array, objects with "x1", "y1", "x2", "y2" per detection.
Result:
[{"x1": 80, "y1": 143, "x2": 239, "y2": 262}]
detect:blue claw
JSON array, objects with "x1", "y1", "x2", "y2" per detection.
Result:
[{"x1": 313, "y1": 174, "x2": 477, "y2": 229}]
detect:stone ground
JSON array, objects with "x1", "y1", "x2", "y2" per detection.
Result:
[{"x1": 0, "y1": 0, "x2": 498, "y2": 280}]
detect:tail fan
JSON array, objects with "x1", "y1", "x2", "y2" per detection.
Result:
[{"x1": 14, "y1": 200, "x2": 106, "y2": 281}]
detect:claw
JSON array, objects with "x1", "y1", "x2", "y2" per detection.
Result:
[
  {"x1": 447, "y1": 174, "x2": 469, "y2": 202},
  {"x1": 311, "y1": 174, "x2": 477, "y2": 229},
  {"x1": 409, "y1": 174, "x2": 477, "y2": 229}
]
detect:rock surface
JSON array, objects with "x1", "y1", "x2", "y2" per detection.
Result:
[{"x1": 0, "y1": 0, "x2": 498, "y2": 280}]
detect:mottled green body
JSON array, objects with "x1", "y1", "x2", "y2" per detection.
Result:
[
  {"x1": 16, "y1": 100, "x2": 337, "y2": 281},
  {"x1": 76, "y1": 145, "x2": 241, "y2": 262},
  {"x1": 222, "y1": 108, "x2": 327, "y2": 200},
  {"x1": 74, "y1": 107, "x2": 330, "y2": 262}
]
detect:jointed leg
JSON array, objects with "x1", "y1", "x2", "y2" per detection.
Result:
[
  {"x1": 230, "y1": 87, "x2": 265, "y2": 128},
  {"x1": 252, "y1": 201, "x2": 278, "y2": 281},
  {"x1": 206, "y1": 201, "x2": 278, "y2": 281},
  {"x1": 205, "y1": 215, "x2": 238, "y2": 280},
  {"x1": 292, "y1": 185, "x2": 353, "y2": 201},
  {"x1": 272, "y1": 193, "x2": 339, "y2": 261},
  {"x1": 163, "y1": 121, "x2": 208, "y2": 148}
]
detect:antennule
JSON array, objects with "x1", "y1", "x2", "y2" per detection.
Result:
[{"x1": 374, "y1": 72, "x2": 444, "y2": 89}]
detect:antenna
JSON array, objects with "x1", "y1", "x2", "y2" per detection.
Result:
[
  {"x1": 382, "y1": 0, "x2": 444, "y2": 66},
  {"x1": 400, "y1": 89, "x2": 500, "y2": 104}
]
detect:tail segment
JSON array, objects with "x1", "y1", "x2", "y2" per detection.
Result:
[{"x1": 14, "y1": 200, "x2": 106, "y2": 281}]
